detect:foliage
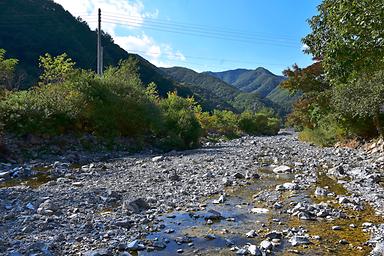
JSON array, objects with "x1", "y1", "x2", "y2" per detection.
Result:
[
  {"x1": 299, "y1": 114, "x2": 346, "y2": 147},
  {"x1": 303, "y1": 0, "x2": 384, "y2": 84},
  {"x1": 197, "y1": 110, "x2": 239, "y2": 138},
  {"x1": 0, "y1": 49, "x2": 18, "y2": 90},
  {"x1": 39, "y1": 53, "x2": 76, "y2": 85},
  {"x1": 238, "y1": 110, "x2": 280, "y2": 136},
  {"x1": 158, "y1": 92, "x2": 202, "y2": 149}
]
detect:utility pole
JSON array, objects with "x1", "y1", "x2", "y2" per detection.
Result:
[{"x1": 97, "y1": 8, "x2": 102, "y2": 75}]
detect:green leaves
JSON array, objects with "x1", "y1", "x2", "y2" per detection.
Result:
[
  {"x1": 0, "y1": 49, "x2": 18, "y2": 90},
  {"x1": 39, "y1": 53, "x2": 76, "y2": 85},
  {"x1": 303, "y1": 0, "x2": 384, "y2": 83}
]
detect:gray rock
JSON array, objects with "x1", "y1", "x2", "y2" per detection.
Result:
[
  {"x1": 289, "y1": 235, "x2": 311, "y2": 246},
  {"x1": 273, "y1": 165, "x2": 292, "y2": 174},
  {"x1": 260, "y1": 240, "x2": 272, "y2": 250},
  {"x1": 123, "y1": 198, "x2": 150, "y2": 213}
]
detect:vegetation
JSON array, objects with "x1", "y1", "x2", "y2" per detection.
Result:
[
  {"x1": 284, "y1": 0, "x2": 384, "y2": 146},
  {"x1": 0, "y1": 50, "x2": 281, "y2": 151}
]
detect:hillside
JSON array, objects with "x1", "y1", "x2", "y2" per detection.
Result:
[
  {"x1": 161, "y1": 67, "x2": 283, "y2": 114},
  {"x1": 0, "y1": 0, "x2": 192, "y2": 98},
  {"x1": 205, "y1": 68, "x2": 296, "y2": 111}
]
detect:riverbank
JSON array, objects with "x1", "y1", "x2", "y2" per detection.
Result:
[{"x1": 0, "y1": 131, "x2": 383, "y2": 255}]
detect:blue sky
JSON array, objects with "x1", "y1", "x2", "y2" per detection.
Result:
[{"x1": 54, "y1": 0, "x2": 321, "y2": 75}]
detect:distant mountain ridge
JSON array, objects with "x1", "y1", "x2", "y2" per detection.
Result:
[
  {"x1": 205, "y1": 68, "x2": 286, "y2": 97},
  {"x1": 205, "y1": 68, "x2": 297, "y2": 112},
  {"x1": 161, "y1": 67, "x2": 285, "y2": 114}
]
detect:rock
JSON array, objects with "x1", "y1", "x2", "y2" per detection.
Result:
[
  {"x1": 246, "y1": 230, "x2": 257, "y2": 238},
  {"x1": 338, "y1": 197, "x2": 350, "y2": 204},
  {"x1": 246, "y1": 171, "x2": 260, "y2": 179},
  {"x1": 273, "y1": 165, "x2": 292, "y2": 174},
  {"x1": 205, "y1": 234, "x2": 216, "y2": 240},
  {"x1": 260, "y1": 240, "x2": 273, "y2": 250},
  {"x1": 126, "y1": 240, "x2": 145, "y2": 251},
  {"x1": 177, "y1": 249, "x2": 184, "y2": 253},
  {"x1": 0, "y1": 171, "x2": 10, "y2": 179},
  {"x1": 371, "y1": 242, "x2": 384, "y2": 256},
  {"x1": 115, "y1": 219, "x2": 132, "y2": 229},
  {"x1": 251, "y1": 208, "x2": 269, "y2": 214},
  {"x1": 233, "y1": 172, "x2": 245, "y2": 179},
  {"x1": 222, "y1": 177, "x2": 233, "y2": 186},
  {"x1": 123, "y1": 198, "x2": 150, "y2": 213},
  {"x1": 213, "y1": 194, "x2": 225, "y2": 204},
  {"x1": 26, "y1": 202, "x2": 35, "y2": 210},
  {"x1": 339, "y1": 239, "x2": 349, "y2": 244},
  {"x1": 84, "y1": 248, "x2": 112, "y2": 256},
  {"x1": 362, "y1": 222, "x2": 373, "y2": 228},
  {"x1": 248, "y1": 244, "x2": 262, "y2": 255},
  {"x1": 289, "y1": 235, "x2": 311, "y2": 246},
  {"x1": 276, "y1": 182, "x2": 298, "y2": 191},
  {"x1": 273, "y1": 202, "x2": 283, "y2": 209},
  {"x1": 265, "y1": 231, "x2": 282, "y2": 240},
  {"x1": 152, "y1": 156, "x2": 164, "y2": 162},
  {"x1": 37, "y1": 200, "x2": 58, "y2": 216},
  {"x1": 175, "y1": 236, "x2": 192, "y2": 244},
  {"x1": 332, "y1": 226, "x2": 341, "y2": 230},
  {"x1": 314, "y1": 187, "x2": 329, "y2": 196},
  {"x1": 205, "y1": 209, "x2": 222, "y2": 220}
]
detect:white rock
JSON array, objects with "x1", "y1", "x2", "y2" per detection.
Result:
[
  {"x1": 272, "y1": 165, "x2": 292, "y2": 174},
  {"x1": 251, "y1": 208, "x2": 269, "y2": 214}
]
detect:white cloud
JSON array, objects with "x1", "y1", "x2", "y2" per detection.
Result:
[{"x1": 54, "y1": 0, "x2": 185, "y2": 67}]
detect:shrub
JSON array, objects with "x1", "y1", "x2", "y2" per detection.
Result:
[
  {"x1": 299, "y1": 113, "x2": 346, "y2": 146},
  {"x1": 238, "y1": 111, "x2": 280, "y2": 136},
  {"x1": 158, "y1": 92, "x2": 202, "y2": 149}
]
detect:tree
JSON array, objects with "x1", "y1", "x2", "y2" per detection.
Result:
[
  {"x1": 303, "y1": 0, "x2": 384, "y2": 83},
  {"x1": 0, "y1": 49, "x2": 18, "y2": 90},
  {"x1": 39, "y1": 53, "x2": 76, "y2": 85}
]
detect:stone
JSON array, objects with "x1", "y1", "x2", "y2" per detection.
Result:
[
  {"x1": 213, "y1": 194, "x2": 225, "y2": 204},
  {"x1": 246, "y1": 230, "x2": 257, "y2": 238},
  {"x1": 338, "y1": 197, "x2": 350, "y2": 204},
  {"x1": 276, "y1": 182, "x2": 298, "y2": 191},
  {"x1": 314, "y1": 187, "x2": 328, "y2": 196},
  {"x1": 26, "y1": 202, "x2": 35, "y2": 210},
  {"x1": 332, "y1": 226, "x2": 341, "y2": 230},
  {"x1": 126, "y1": 240, "x2": 145, "y2": 251},
  {"x1": 37, "y1": 200, "x2": 58, "y2": 215},
  {"x1": 289, "y1": 235, "x2": 310, "y2": 246},
  {"x1": 222, "y1": 177, "x2": 233, "y2": 186},
  {"x1": 152, "y1": 156, "x2": 164, "y2": 162},
  {"x1": 273, "y1": 165, "x2": 292, "y2": 174},
  {"x1": 362, "y1": 222, "x2": 373, "y2": 228},
  {"x1": 233, "y1": 172, "x2": 245, "y2": 179},
  {"x1": 339, "y1": 239, "x2": 349, "y2": 244},
  {"x1": 251, "y1": 208, "x2": 269, "y2": 214},
  {"x1": 260, "y1": 240, "x2": 272, "y2": 250},
  {"x1": 123, "y1": 198, "x2": 150, "y2": 213},
  {"x1": 205, "y1": 209, "x2": 222, "y2": 220},
  {"x1": 248, "y1": 244, "x2": 262, "y2": 255},
  {"x1": 265, "y1": 231, "x2": 282, "y2": 240},
  {"x1": 84, "y1": 248, "x2": 112, "y2": 256},
  {"x1": 0, "y1": 171, "x2": 10, "y2": 179}
]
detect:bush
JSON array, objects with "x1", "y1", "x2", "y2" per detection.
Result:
[
  {"x1": 198, "y1": 110, "x2": 239, "y2": 138},
  {"x1": 298, "y1": 113, "x2": 346, "y2": 146},
  {"x1": 0, "y1": 57, "x2": 162, "y2": 138},
  {"x1": 238, "y1": 111, "x2": 280, "y2": 136},
  {"x1": 158, "y1": 92, "x2": 202, "y2": 149}
]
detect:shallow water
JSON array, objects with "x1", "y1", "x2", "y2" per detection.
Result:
[{"x1": 138, "y1": 168, "x2": 383, "y2": 255}]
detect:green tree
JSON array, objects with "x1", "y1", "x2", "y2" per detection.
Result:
[
  {"x1": 39, "y1": 53, "x2": 76, "y2": 85},
  {"x1": 303, "y1": 0, "x2": 384, "y2": 83},
  {"x1": 0, "y1": 49, "x2": 18, "y2": 90}
]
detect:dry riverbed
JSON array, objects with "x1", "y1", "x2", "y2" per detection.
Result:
[{"x1": 1, "y1": 131, "x2": 384, "y2": 255}]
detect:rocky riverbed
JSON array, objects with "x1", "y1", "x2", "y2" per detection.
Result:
[{"x1": 1, "y1": 131, "x2": 383, "y2": 255}]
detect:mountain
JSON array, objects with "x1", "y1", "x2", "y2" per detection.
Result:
[
  {"x1": 205, "y1": 68, "x2": 296, "y2": 112},
  {"x1": 0, "y1": 0, "x2": 192, "y2": 97},
  {"x1": 205, "y1": 68, "x2": 285, "y2": 97},
  {"x1": 161, "y1": 67, "x2": 283, "y2": 114}
]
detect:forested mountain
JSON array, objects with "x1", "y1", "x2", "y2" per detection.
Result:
[
  {"x1": 205, "y1": 68, "x2": 285, "y2": 97},
  {"x1": 0, "y1": 0, "x2": 193, "y2": 97},
  {"x1": 161, "y1": 67, "x2": 284, "y2": 114},
  {"x1": 205, "y1": 68, "x2": 297, "y2": 112}
]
